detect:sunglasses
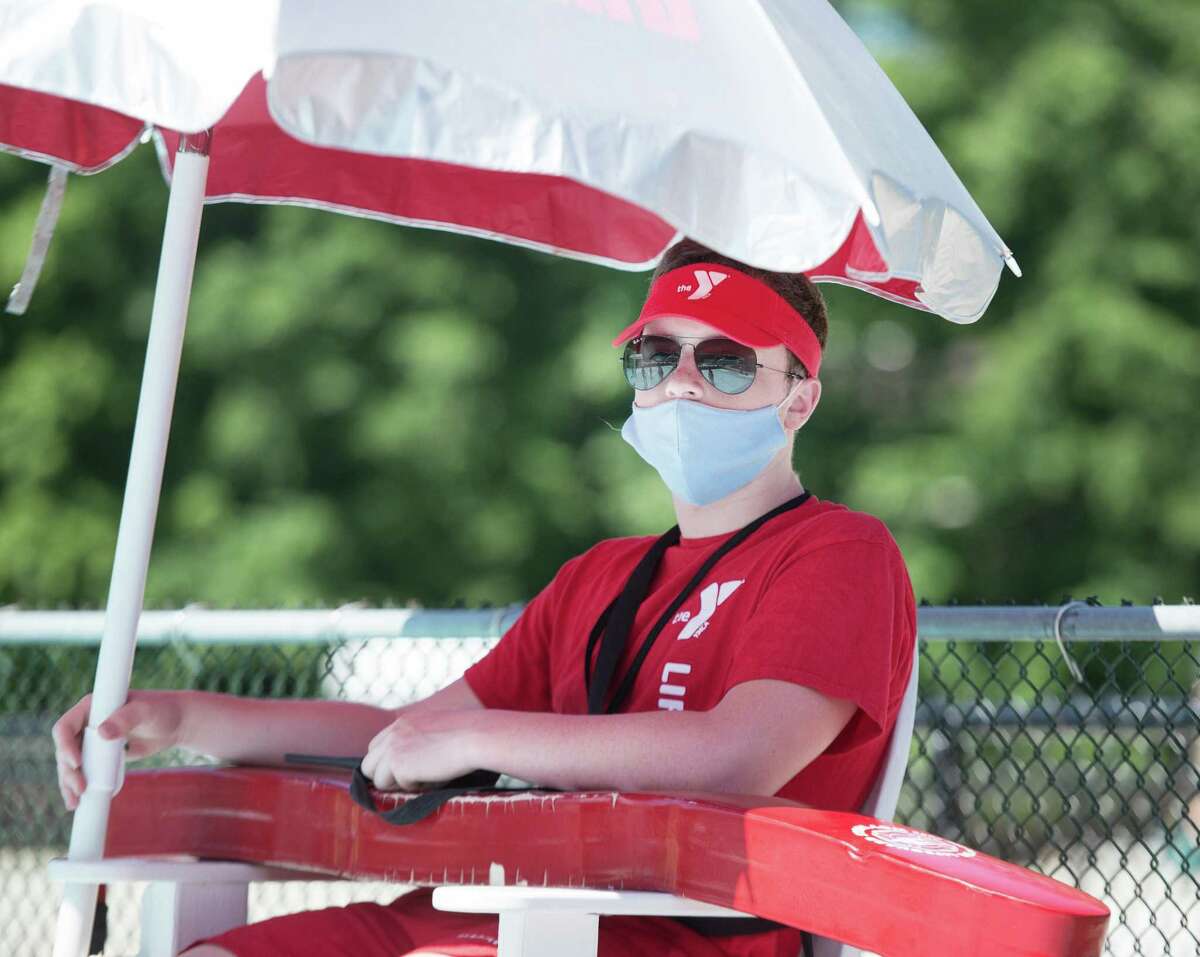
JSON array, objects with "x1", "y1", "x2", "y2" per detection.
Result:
[{"x1": 621, "y1": 334, "x2": 804, "y2": 396}]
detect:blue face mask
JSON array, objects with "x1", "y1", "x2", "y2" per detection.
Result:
[{"x1": 620, "y1": 389, "x2": 800, "y2": 506}]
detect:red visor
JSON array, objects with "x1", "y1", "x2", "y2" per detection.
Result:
[{"x1": 612, "y1": 263, "x2": 822, "y2": 377}]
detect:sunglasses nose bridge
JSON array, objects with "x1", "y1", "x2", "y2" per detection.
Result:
[{"x1": 663, "y1": 342, "x2": 706, "y2": 394}]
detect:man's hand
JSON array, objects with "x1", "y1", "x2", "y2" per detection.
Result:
[
  {"x1": 52, "y1": 691, "x2": 188, "y2": 810},
  {"x1": 360, "y1": 710, "x2": 483, "y2": 792}
]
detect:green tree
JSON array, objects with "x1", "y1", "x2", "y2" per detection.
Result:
[
  {"x1": 817, "y1": 0, "x2": 1200, "y2": 603},
  {"x1": 0, "y1": 0, "x2": 1196, "y2": 613}
]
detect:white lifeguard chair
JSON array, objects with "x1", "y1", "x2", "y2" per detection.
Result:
[{"x1": 50, "y1": 653, "x2": 920, "y2": 957}]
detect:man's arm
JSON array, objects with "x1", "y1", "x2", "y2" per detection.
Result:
[
  {"x1": 55, "y1": 678, "x2": 485, "y2": 809},
  {"x1": 176, "y1": 677, "x2": 485, "y2": 767},
  {"x1": 363, "y1": 679, "x2": 854, "y2": 795}
]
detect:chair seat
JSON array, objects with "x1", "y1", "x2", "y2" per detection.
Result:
[
  {"x1": 433, "y1": 885, "x2": 752, "y2": 918},
  {"x1": 48, "y1": 856, "x2": 312, "y2": 885}
]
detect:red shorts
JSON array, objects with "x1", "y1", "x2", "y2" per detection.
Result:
[{"x1": 197, "y1": 888, "x2": 803, "y2": 957}]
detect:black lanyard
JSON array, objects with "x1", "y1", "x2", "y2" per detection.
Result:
[
  {"x1": 337, "y1": 490, "x2": 813, "y2": 847},
  {"x1": 584, "y1": 492, "x2": 811, "y2": 715},
  {"x1": 324, "y1": 493, "x2": 818, "y2": 942}
]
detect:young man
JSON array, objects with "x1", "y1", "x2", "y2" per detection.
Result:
[{"x1": 54, "y1": 240, "x2": 916, "y2": 957}]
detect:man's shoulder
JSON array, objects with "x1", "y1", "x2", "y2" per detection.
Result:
[
  {"x1": 571, "y1": 533, "x2": 660, "y2": 566},
  {"x1": 544, "y1": 534, "x2": 657, "y2": 587},
  {"x1": 783, "y1": 497, "x2": 902, "y2": 555}
]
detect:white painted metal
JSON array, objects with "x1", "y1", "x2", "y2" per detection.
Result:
[
  {"x1": 5, "y1": 605, "x2": 1196, "y2": 645},
  {"x1": 497, "y1": 911, "x2": 598, "y2": 957},
  {"x1": 434, "y1": 886, "x2": 750, "y2": 918},
  {"x1": 859, "y1": 649, "x2": 921, "y2": 820},
  {"x1": 0, "y1": 605, "x2": 522, "y2": 644},
  {"x1": 436, "y1": 888, "x2": 751, "y2": 957},
  {"x1": 48, "y1": 857, "x2": 314, "y2": 884},
  {"x1": 51, "y1": 139, "x2": 210, "y2": 957},
  {"x1": 51, "y1": 858, "x2": 321, "y2": 956},
  {"x1": 140, "y1": 880, "x2": 248, "y2": 957},
  {"x1": 1155, "y1": 604, "x2": 1200, "y2": 634}
]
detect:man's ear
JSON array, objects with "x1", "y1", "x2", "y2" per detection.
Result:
[{"x1": 782, "y1": 377, "x2": 821, "y2": 432}]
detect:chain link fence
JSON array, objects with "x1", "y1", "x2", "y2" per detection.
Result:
[{"x1": 1, "y1": 606, "x2": 1197, "y2": 956}]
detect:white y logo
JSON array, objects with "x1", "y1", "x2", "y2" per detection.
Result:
[
  {"x1": 677, "y1": 580, "x2": 743, "y2": 640},
  {"x1": 687, "y1": 269, "x2": 728, "y2": 300}
]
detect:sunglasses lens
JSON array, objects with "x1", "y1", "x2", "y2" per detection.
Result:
[
  {"x1": 694, "y1": 339, "x2": 758, "y2": 395},
  {"x1": 623, "y1": 336, "x2": 681, "y2": 390}
]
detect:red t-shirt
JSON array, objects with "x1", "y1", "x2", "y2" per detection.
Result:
[{"x1": 464, "y1": 495, "x2": 916, "y2": 812}]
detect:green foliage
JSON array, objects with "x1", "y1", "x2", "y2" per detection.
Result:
[
  {"x1": 818, "y1": 0, "x2": 1200, "y2": 602},
  {"x1": 0, "y1": 149, "x2": 659, "y2": 608},
  {"x1": 0, "y1": 0, "x2": 1196, "y2": 616}
]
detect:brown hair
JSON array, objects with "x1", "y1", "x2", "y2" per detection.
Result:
[{"x1": 651, "y1": 239, "x2": 828, "y2": 377}]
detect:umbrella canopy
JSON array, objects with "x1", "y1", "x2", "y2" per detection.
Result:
[{"x1": 1, "y1": 0, "x2": 1016, "y2": 320}]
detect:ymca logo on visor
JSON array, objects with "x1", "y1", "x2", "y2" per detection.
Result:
[{"x1": 676, "y1": 268, "x2": 728, "y2": 300}]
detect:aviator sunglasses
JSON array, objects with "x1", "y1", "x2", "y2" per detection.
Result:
[{"x1": 622, "y1": 334, "x2": 805, "y2": 396}]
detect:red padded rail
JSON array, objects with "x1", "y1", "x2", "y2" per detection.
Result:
[{"x1": 107, "y1": 768, "x2": 1108, "y2": 957}]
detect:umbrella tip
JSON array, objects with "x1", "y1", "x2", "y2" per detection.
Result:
[
  {"x1": 1003, "y1": 253, "x2": 1022, "y2": 279},
  {"x1": 862, "y1": 199, "x2": 882, "y2": 228}
]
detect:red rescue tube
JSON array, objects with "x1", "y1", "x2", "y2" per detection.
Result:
[{"x1": 106, "y1": 768, "x2": 1108, "y2": 957}]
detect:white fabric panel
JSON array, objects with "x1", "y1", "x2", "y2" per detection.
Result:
[
  {"x1": 0, "y1": 0, "x2": 273, "y2": 131},
  {"x1": 272, "y1": 0, "x2": 1009, "y2": 321}
]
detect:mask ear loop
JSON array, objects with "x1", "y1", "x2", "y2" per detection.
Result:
[{"x1": 775, "y1": 377, "x2": 807, "y2": 426}]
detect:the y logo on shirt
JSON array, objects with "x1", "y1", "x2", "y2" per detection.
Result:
[{"x1": 670, "y1": 580, "x2": 744, "y2": 640}]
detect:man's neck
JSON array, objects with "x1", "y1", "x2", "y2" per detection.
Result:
[{"x1": 672, "y1": 454, "x2": 806, "y2": 539}]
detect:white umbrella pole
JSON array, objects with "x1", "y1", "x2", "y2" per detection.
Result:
[{"x1": 53, "y1": 133, "x2": 211, "y2": 957}]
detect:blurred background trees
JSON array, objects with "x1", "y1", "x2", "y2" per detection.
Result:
[{"x1": 0, "y1": 0, "x2": 1196, "y2": 611}]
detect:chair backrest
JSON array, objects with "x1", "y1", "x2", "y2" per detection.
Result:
[
  {"x1": 813, "y1": 644, "x2": 920, "y2": 957},
  {"x1": 860, "y1": 645, "x2": 921, "y2": 821}
]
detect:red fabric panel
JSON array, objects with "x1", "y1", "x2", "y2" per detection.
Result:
[
  {"x1": 0, "y1": 84, "x2": 144, "y2": 171},
  {"x1": 0, "y1": 76, "x2": 931, "y2": 304},
  {"x1": 807, "y1": 211, "x2": 927, "y2": 309},
  {"x1": 158, "y1": 74, "x2": 677, "y2": 266}
]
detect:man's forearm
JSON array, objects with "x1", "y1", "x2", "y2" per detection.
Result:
[
  {"x1": 176, "y1": 678, "x2": 484, "y2": 768},
  {"x1": 178, "y1": 691, "x2": 393, "y2": 767},
  {"x1": 361, "y1": 679, "x2": 848, "y2": 796},
  {"x1": 472, "y1": 709, "x2": 742, "y2": 794}
]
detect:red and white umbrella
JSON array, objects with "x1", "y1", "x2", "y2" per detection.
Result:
[
  {"x1": 2, "y1": 0, "x2": 1018, "y2": 315},
  {"x1": 0, "y1": 3, "x2": 1018, "y2": 955}
]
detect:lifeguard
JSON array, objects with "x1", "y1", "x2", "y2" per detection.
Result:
[{"x1": 54, "y1": 239, "x2": 916, "y2": 957}]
